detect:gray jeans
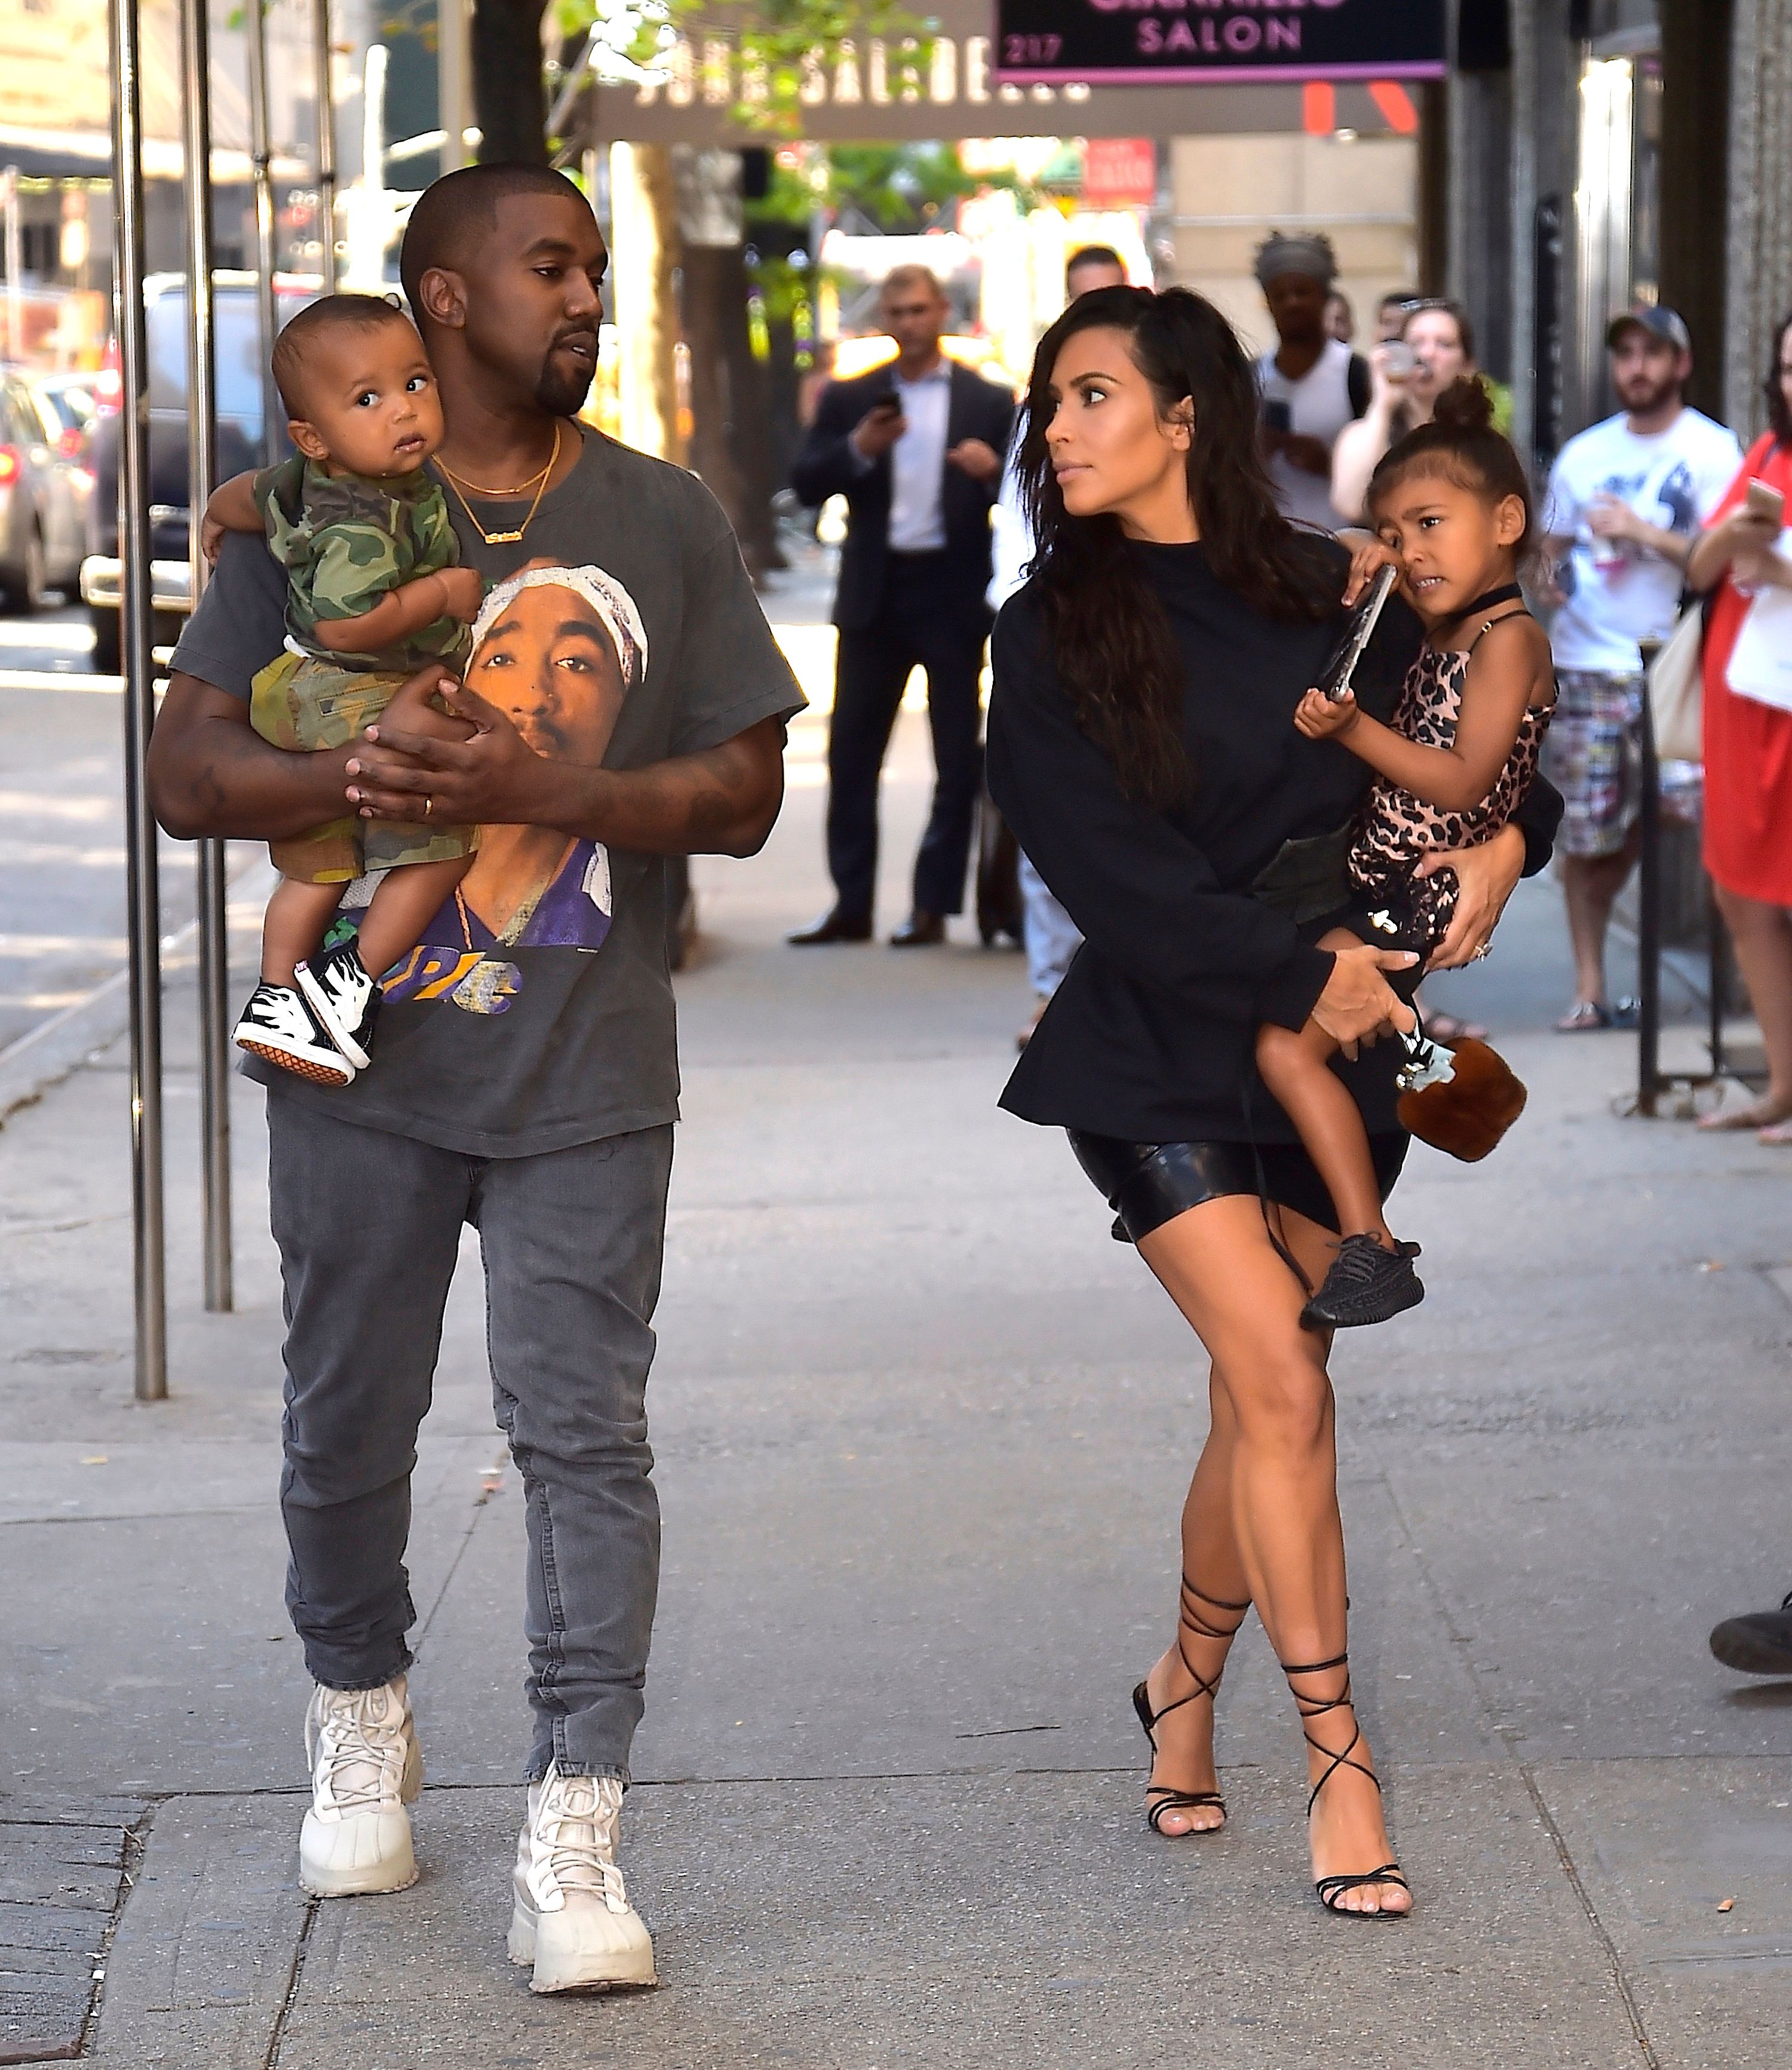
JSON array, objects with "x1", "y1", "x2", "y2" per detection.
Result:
[{"x1": 267, "y1": 1093, "x2": 673, "y2": 1782}]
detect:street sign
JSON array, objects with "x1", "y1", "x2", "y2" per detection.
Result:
[
  {"x1": 1082, "y1": 136, "x2": 1155, "y2": 208},
  {"x1": 993, "y1": 0, "x2": 1447, "y2": 87}
]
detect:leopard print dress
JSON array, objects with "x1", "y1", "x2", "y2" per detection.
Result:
[{"x1": 1344, "y1": 630, "x2": 1554, "y2": 953}]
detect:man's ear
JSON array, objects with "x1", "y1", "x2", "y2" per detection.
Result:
[
  {"x1": 288, "y1": 419, "x2": 330, "y2": 463},
  {"x1": 416, "y1": 265, "x2": 468, "y2": 332}
]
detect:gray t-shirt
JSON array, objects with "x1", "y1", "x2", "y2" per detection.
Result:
[{"x1": 174, "y1": 429, "x2": 805, "y2": 1157}]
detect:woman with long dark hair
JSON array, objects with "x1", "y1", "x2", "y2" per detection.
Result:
[
  {"x1": 986, "y1": 286, "x2": 1560, "y2": 1916},
  {"x1": 1685, "y1": 309, "x2": 1792, "y2": 1140}
]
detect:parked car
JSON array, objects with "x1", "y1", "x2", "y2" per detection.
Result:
[
  {"x1": 29, "y1": 372, "x2": 99, "y2": 457},
  {"x1": 0, "y1": 370, "x2": 90, "y2": 611},
  {"x1": 82, "y1": 271, "x2": 320, "y2": 670}
]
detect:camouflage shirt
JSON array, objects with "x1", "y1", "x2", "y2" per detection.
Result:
[{"x1": 253, "y1": 456, "x2": 469, "y2": 672}]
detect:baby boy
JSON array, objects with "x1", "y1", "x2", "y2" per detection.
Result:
[{"x1": 214, "y1": 294, "x2": 483, "y2": 1086}]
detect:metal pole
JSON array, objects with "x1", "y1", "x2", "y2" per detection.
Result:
[
  {"x1": 439, "y1": 0, "x2": 472, "y2": 172},
  {"x1": 108, "y1": 0, "x2": 167, "y2": 1401},
  {"x1": 314, "y1": 0, "x2": 338, "y2": 292},
  {"x1": 1, "y1": 167, "x2": 21, "y2": 363},
  {"x1": 182, "y1": 0, "x2": 232, "y2": 1313},
  {"x1": 244, "y1": 0, "x2": 281, "y2": 460},
  {"x1": 1635, "y1": 644, "x2": 1663, "y2": 1116}
]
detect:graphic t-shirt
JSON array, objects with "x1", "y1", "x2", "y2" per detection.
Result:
[
  {"x1": 173, "y1": 430, "x2": 806, "y2": 1157},
  {"x1": 1256, "y1": 338, "x2": 1364, "y2": 534},
  {"x1": 1544, "y1": 408, "x2": 1743, "y2": 672}
]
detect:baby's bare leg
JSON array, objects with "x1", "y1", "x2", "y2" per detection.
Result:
[
  {"x1": 1255, "y1": 927, "x2": 1396, "y2": 1244},
  {"x1": 262, "y1": 879, "x2": 347, "y2": 986},
  {"x1": 353, "y1": 855, "x2": 474, "y2": 979}
]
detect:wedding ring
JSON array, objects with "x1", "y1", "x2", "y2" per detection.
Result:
[
  {"x1": 423, "y1": 795, "x2": 434, "y2": 820},
  {"x1": 1472, "y1": 942, "x2": 1490, "y2": 961}
]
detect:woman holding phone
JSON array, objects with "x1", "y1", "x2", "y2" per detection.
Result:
[
  {"x1": 1686, "y1": 309, "x2": 1792, "y2": 1140},
  {"x1": 1330, "y1": 300, "x2": 1480, "y2": 525},
  {"x1": 986, "y1": 286, "x2": 1561, "y2": 1916}
]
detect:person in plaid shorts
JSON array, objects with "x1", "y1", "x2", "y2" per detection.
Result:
[{"x1": 1539, "y1": 308, "x2": 1741, "y2": 1029}]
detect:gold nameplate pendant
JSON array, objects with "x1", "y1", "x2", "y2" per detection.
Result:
[{"x1": 482, "y1": 528, "x2": 525, "y2": 544}]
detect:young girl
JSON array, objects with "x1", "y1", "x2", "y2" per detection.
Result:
[{"x1": 1257, "y1": 378, "x2": 1557, "y2": 1329}]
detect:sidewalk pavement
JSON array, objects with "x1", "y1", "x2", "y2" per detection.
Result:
[{"x1": 3, "y1": 700, "x2": 1790, "y2": 2068}]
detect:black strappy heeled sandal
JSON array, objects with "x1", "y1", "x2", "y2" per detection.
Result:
[
  {"x1": 1282, "y1": 1651, "x2": 1411, "y2": 1917},
  {"x1": 1131, "y1": 1578, "x2": 1250, "y2": 1836}
]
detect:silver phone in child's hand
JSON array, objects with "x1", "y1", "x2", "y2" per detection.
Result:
[{"x1": 1318, "y1": 563, "x2": 1399, "y2": 703}]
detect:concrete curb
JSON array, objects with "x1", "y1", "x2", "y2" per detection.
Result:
[{"x1": 0, "y1": 857, "x2": 273, "y2": 1128}]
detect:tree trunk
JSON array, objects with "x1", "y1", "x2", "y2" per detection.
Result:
[
  {"x1": 471, "y1": 0, "x2": 548, "y2": 164},
  {"x1": 680, "y1": 244, "x2": 748, "y2": 536},
  {"x1": 610, "y1": 145, "x2": 684, "y2": 464}
]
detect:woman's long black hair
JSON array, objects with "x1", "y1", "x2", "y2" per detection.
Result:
[{"x1": 1016, "y1": 286, "x2": 1331, "y2": 808}]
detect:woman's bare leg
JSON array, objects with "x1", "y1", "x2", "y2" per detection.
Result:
[
  {"x1": 1702, "y1": 885, "x2": 1792, "y2": 1127},
  {"x1": 1136, "y1": 1194, "x2": 1409, "y2": 1913},
  {"x1": 1137, "y1": 1372, "x2": 1249, "y2": 1832}
]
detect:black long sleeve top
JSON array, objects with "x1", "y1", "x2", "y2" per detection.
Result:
[{"x1": 986, "y1": 537, "x2": 1561, "y2": 1145}]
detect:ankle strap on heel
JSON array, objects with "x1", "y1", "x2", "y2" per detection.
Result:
[{"x1": 1279, "y1": 1651, "x2": 1379, "y2": 1818}]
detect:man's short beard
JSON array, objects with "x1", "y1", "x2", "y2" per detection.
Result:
[
  {"x1": 1619, "y1": 371, "x2": 1680, "y2": 416},
  {"x1": 536, "y1": 361, "x2": 594, "y2": 417}
]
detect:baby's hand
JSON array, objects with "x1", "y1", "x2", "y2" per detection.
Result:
[
  {"x1": 434, "y1": 566, "x2": 485, "y2": 621},
  {"x1": 1294, "y1": 686, "x2": 1360, "y2": 739},
  {"x1": 1342, "y1": 535, "x2": 1401, "y2": 606}
]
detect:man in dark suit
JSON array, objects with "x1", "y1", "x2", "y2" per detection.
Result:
[{"x1": 787, "y1": 265, "x2": 1015, "y2": 944}]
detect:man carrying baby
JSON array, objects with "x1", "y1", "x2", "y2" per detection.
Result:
[{"x1": 146, "y1": 163, "x2": 805, "y2": 1994}]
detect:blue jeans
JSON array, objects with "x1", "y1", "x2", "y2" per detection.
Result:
[{"x1": 267, "y1": 1093, "x2": 673, "y2": 1782}]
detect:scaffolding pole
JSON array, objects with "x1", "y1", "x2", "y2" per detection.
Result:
[
  {"x1": 108, "y1": 0, "x2": 167, "y2": 1400},
  {"x1": 182, "y1": 0, "x2": 232, "y2": 1312},
  {"x1": 244, "y1": 0, "x2": 281, "y2": 459},
  {"x1": 314, "y1": 0, "x2": 339, "y2": 292}
]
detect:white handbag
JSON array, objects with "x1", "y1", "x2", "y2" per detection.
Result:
[{"x1": 1647, "y1": 603, "x2": 1705, "y2": 762}]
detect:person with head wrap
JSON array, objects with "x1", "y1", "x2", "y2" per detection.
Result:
[{"x1": 1253, "y1": 230, "x2": 1371, "y2": 533}]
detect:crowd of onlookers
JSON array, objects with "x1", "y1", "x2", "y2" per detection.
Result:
[{"x1": 1236, "y1": 233, "x2": 1792, "y2": 1133}]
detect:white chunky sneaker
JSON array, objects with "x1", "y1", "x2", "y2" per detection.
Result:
[
  {"x1": 232, "y1": 981, "x2": 357, "y2": 1087},
  {"x1": 508, "y1": 1768, "x2": 656, "y2": 1994},
  {"x1": 298, "y1": 1676, "x2": 424, "y2": 1898},
  {"x1": 295, "y1": 941, "x2": 378, "y2": 1071}
]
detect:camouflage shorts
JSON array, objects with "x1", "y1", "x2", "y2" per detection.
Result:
[{"x1": 248, "y1": 651, "x2": 477, "y2": 885}]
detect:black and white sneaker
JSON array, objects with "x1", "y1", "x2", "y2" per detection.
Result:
[
  {"x1": 1300, "y1": 1234, "x2": 1424, "y2": 1330},
  {"x1": 232, "y1": 982, "x2": 357, "y2": 1087},
  {"x1": 296, "y1": 941, "x2": 379, "y2": 1072}
]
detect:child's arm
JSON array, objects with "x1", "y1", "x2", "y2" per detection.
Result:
[
  {"x1": 309, "y1": 564, "x2": 484, "y2": 654},
  {"x1": 1293, "y1": 616, "x2": 1552, "y2": 814},
  {"x1": 200, "y1": 471, "x2": 264, "y2": 564}
]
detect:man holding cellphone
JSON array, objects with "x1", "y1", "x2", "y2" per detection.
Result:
[{"x1": 1539, "y1": 306, "x2": 1742, "y2": 1029}]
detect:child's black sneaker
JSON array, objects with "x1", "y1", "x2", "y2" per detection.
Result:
[
  {"x1": 232, "y1": 982, "x2": 358, "y2": 1087},
  {"x1": 296, "y1": 940, "x2": 379, "y2": 1071},
  {"x1": 1300, "y1": 1234, "x2": 1424, "y2": 1330}
]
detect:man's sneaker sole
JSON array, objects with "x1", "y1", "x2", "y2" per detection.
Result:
[
  {"x1": 507, "y1": 1903, "x2": 658, "y2": 1992},
  {"x1": 233, "y1": 1035, "x2": 357, "y2": 1087}
]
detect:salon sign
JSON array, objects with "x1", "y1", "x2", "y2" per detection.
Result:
[{"x1": 992, "y1": 0, "x2": 1446, "y2": 86}]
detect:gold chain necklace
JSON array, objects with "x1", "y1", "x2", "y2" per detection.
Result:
[{"x1": 435, "y1": 422, "x2": 561, "y2": 547}]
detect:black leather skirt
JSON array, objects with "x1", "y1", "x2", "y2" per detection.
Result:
[{"x1": 1068, "y1": 1130, "x2": 1409, "y2": 1246}]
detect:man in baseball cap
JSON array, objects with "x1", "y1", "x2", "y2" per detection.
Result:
[
  {"x1": 1539, "y1": 304, "x2": 1742, "y2": 1027},
  {"x1": 1606, "y1": 303, "x2": 1693, "y2": 354}
]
